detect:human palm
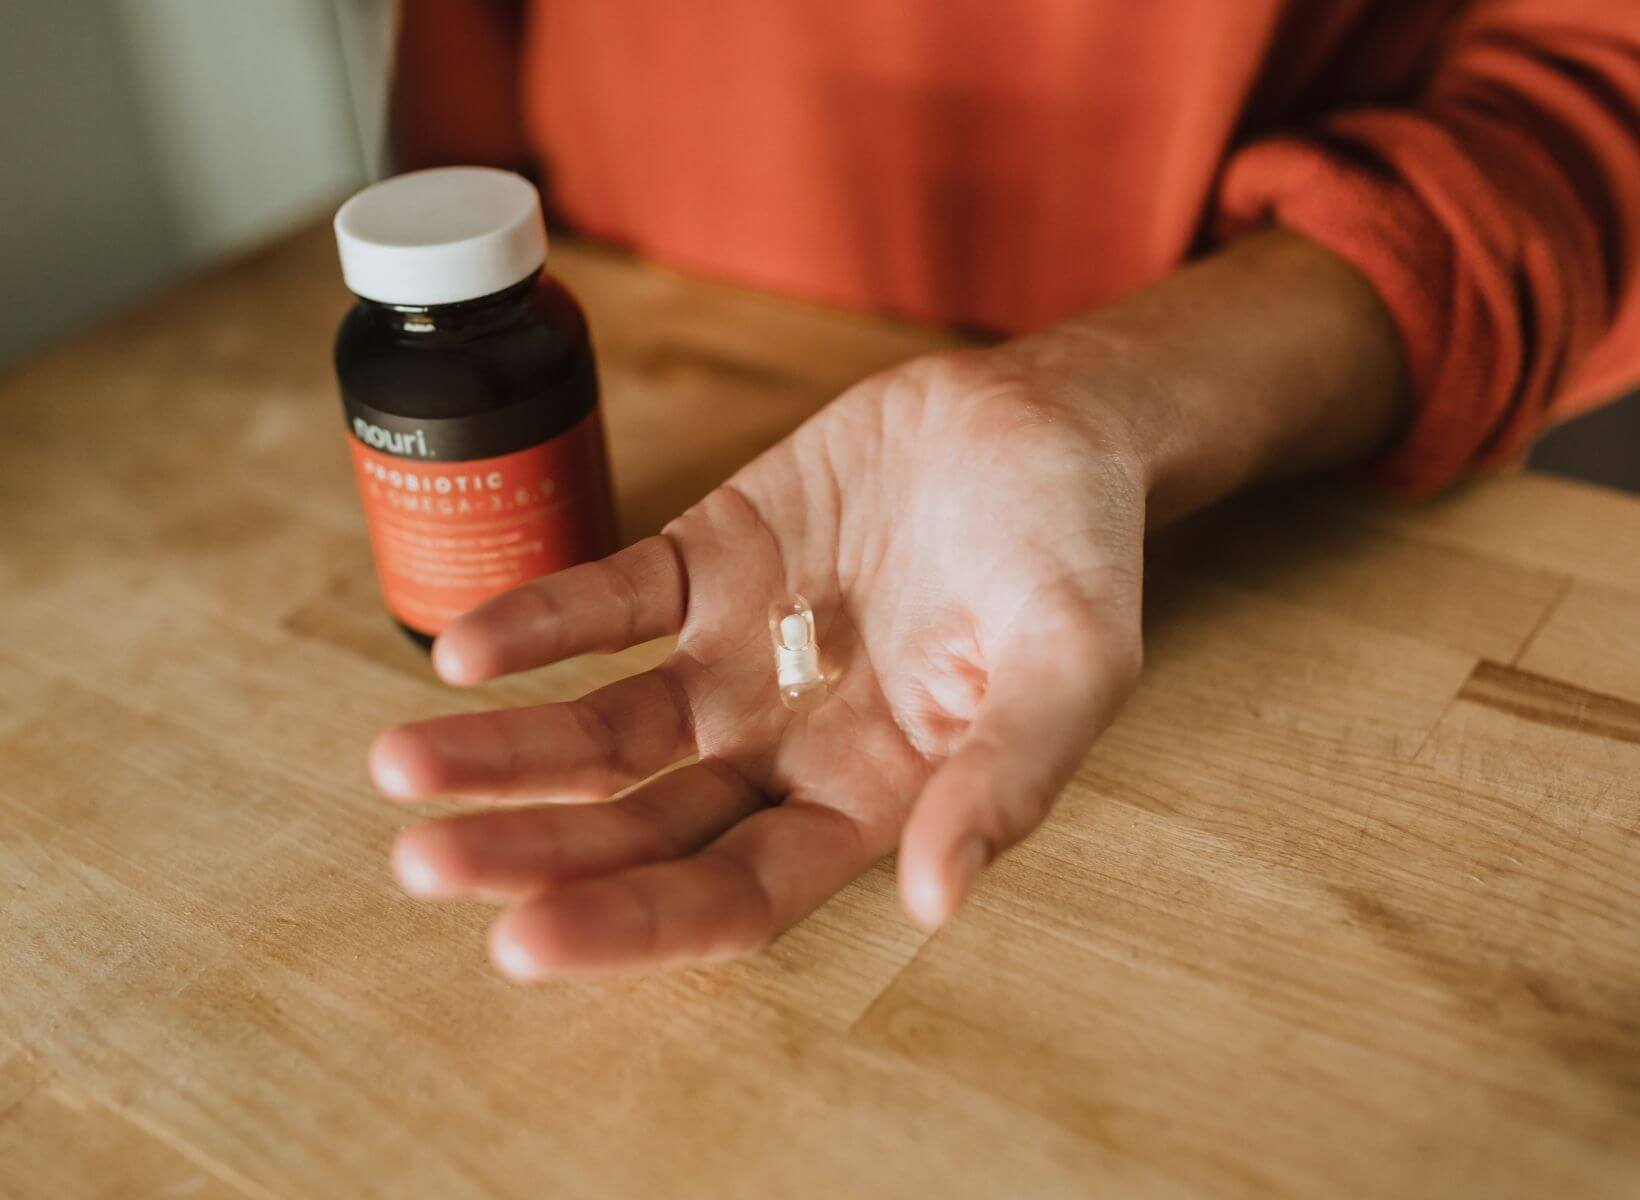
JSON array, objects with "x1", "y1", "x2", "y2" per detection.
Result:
[{"x1": 372, "y1": 349, "x2": 1146, "y2": 977}]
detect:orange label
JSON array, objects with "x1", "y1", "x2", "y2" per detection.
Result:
[{"x1": 347, "y1": 411, "x2": 614, "y2": 635}]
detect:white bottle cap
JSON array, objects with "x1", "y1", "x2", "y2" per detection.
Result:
[{"x1": 333, "y1": 167, "x2": 548, "y2": 306}]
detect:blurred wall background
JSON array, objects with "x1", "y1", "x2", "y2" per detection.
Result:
[{"x1": 0, "y1": 0, "x2": 392, "y2": 365}]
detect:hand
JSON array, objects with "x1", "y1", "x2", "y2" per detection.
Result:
[
  {"x1": 368, "y1": 230, "x2": 1408, "y2": 979},
  {"x1": 371, "y1": 345, "x2": 1147, "y2": 978}
]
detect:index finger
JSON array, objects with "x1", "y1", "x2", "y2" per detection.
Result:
[{"x1": 433, "y1": 534, "x2": 687, "y2": 685}]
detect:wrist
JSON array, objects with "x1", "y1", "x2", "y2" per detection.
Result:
[{"x1": 998, "y1": 228, "x2": 1411, "y2": 526}]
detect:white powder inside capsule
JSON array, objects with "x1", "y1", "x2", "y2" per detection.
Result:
[{"x1": 779, "y1": 613, "x2": 809, "y2": 649}]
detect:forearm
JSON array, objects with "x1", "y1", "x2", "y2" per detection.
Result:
[{"x1": 1003, "y1": 228, "x2": 1411, "y2": 526}]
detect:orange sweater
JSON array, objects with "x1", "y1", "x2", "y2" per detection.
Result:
[{"x1": 395, "y1": 0, "x2": 1640, "y2": 494}]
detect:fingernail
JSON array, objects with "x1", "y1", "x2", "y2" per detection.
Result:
[
  {"x1": 488, "y1": 922, "x2": 544, "y2": 982},
  {"x1": 391, "y1": 832, "x2": 445, "y2": 898},
  {"x1": 909, "y1": 837, "x2": 989, "y2": 930},
  {"x1": 367, "y1": 732, "x2": 417, "y2": 799},
  {"x1": 430, "y1": 635, "x2": 473, "y2": 686}
]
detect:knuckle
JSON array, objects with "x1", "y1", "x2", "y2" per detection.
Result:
[
  {"x1": 600, "y1": 554, "x2": 644, "y2": 646},
  {"x1": 568, "y1": 694, "x2": 624, "y2": 773}
]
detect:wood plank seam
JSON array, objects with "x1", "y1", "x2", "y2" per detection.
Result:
[
  {"x1": 1405, "y1": 676, "x2": 1471, "y2": 765},
  {"x1": 1459, "y1": 661, "x2": 1640, "y2": 746},
  {"x1": 77, "y1": 1086, "x2": 278, "y2": 1200},
  {"x1": 845, "y1": 927, "x2": 941, "y2": 1038},
  {"x1": 1510, "y1": 574, "x2": 1576, "y2": 666},
  {"x1": 0, "y1": 1049, "x2": 269, "y2": 1200}
]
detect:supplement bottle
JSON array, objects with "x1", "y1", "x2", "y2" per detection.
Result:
[{"x1": 332, "y1": 167, "x2": 616, "y2": 648}]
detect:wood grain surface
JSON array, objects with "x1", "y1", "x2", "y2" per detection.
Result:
[{"x1": 1, "y1": 222, "x2": 1636, "y2": 1199}]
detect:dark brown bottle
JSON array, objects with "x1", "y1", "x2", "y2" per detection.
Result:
[{"x1": 333, "y1": 168, "x2": 616, "y2": 648}]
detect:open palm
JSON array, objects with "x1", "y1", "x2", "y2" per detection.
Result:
[{"x1": 371, "y1": 349, "x2": 1146, "y2": 977}]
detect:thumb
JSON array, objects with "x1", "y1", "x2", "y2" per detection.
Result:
[{"x1": 897, "y1": 592, "x2": 1140, "y2": 929}]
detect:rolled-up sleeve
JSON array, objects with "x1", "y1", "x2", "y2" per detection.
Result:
[{"x1": 1216, "y1": 0, "x2": 1640, "y2": 494}]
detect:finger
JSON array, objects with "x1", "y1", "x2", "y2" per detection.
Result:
[
  {"x1": 488, "y1": 789, "x2": 887, "y2": 979},
  {"x1": 369, "y1": 667, "x2": 693, "y2": 803},
  {"x1": 392, "y1": 760, "x2": 767, "y2": 900},
  {"x1": 898, "y1": 591, "x2": 1140, "y2": 929},
  {"x1": 433, "y1": 535, "x2": 687, "y2": 685}
]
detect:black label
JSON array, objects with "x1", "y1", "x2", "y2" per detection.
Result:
[{"x1": 340, "y1": 356, "x2": 598, "y2": 462}]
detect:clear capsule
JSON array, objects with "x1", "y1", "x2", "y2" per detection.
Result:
[{"x1": 770, "y1": 595, "x2": 828, "y2": 712}]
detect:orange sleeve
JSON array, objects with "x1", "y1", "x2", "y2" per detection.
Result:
[
  {"x1": 1216, "y1": 0, "x2": 1640, "y2": 495},
  {"x1": 391, "y1": 0, "x2": 529, "y2": 173}
]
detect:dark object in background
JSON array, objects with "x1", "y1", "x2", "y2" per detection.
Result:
[
  {"x1": 1529, "y1": 390, "x2": 1640, "y2": 494},
  {"x1": 333, "y1": 167, "x2": 617, "y2": 648}
]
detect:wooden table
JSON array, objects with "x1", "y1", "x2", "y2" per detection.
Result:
[{"x1": 2, "y1": 222, "x2": 1638, "y2": 1200}]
